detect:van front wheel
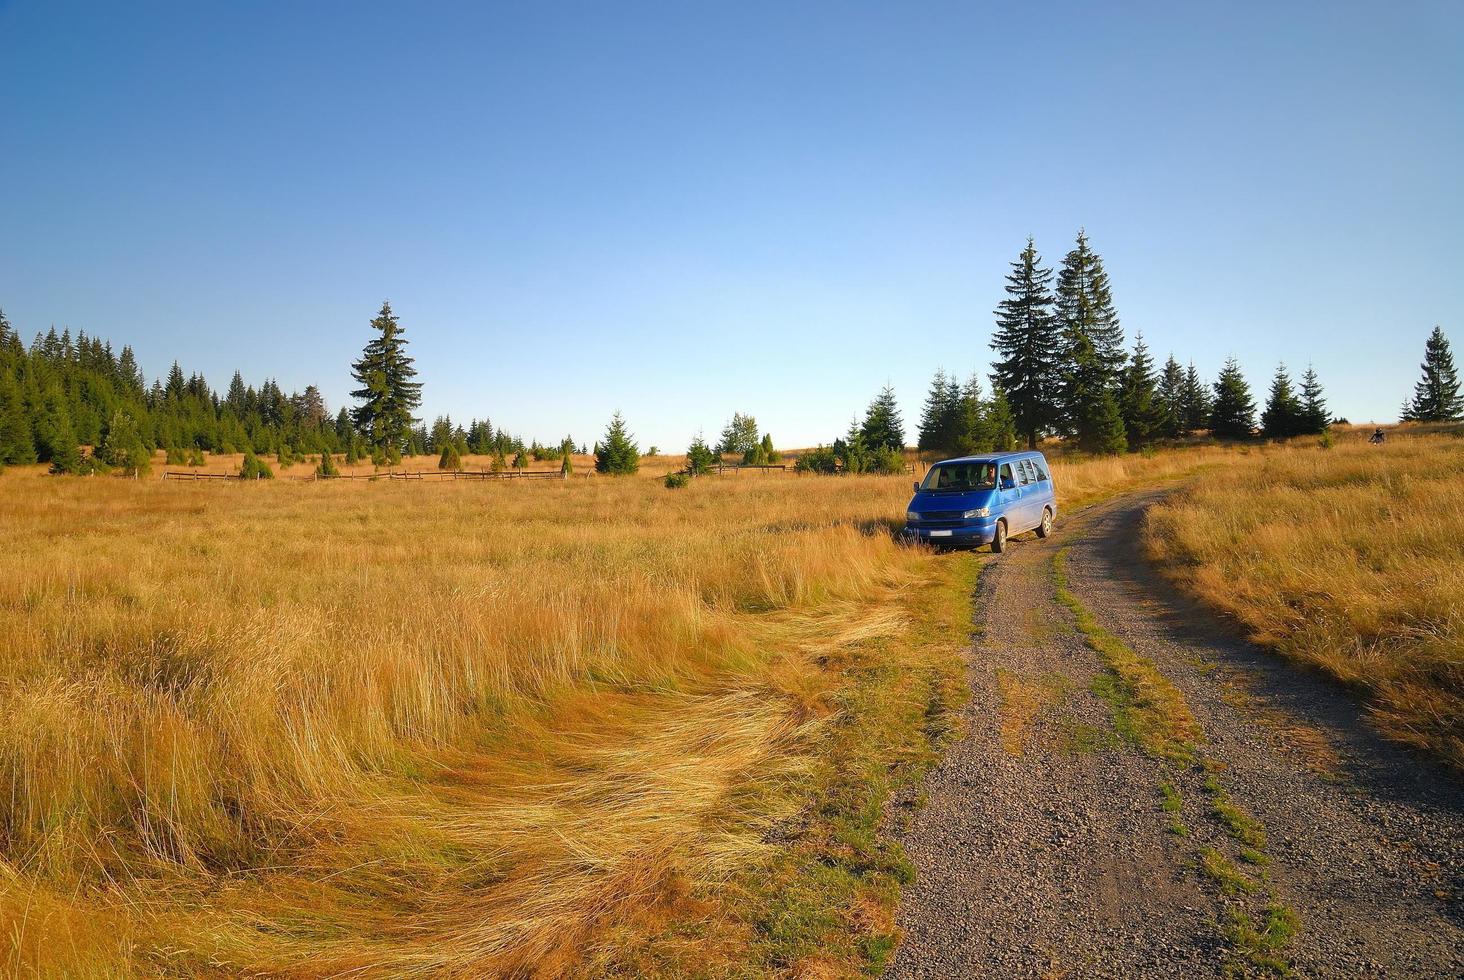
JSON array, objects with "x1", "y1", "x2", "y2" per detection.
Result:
[
  {"x1": 991, "y1": 520, "x2": 1008, "y2": 554},
  {"x1": 1036, "y1": 507, "x2": 1053, "y2": 539}
]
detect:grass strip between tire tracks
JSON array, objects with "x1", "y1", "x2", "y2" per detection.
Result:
[{"x1": 1052, "y1": 540, "x2": 1298, "y2": 977}]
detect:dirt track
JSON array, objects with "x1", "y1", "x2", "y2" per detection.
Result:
[{"x1": 886, "y1": 490, "x2": 1463, "y2": 979}]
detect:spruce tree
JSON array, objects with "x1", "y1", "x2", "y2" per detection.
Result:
[
  {"x1": 1080, "y1": 387, "x2": 1128, "y2": 455},
  {"x1": 438, "y1": 442, "x2": 462, "y2": 470},
  {"x1": 991, "y1": 238, "x2": 1060, "y2": 448},
  {"x1": 0, "y1": 375, "x2": 38, "y2": 465},
  {"x1": 986, "y1": 387, "x2": 1018, "y2": 452},
  {"x1": 46, "y1": 413, "x2": 86, "y2": 475},
  {"x1": 1210, "y1": 359, "x2": 1257, "y2": 440},
  {"x1": 316, "y1": 450, "x2": 340, "y2": 478},
  {"x1": 1180, "y1": 362, "x2": 1211, "y2": 436},
  {"x1": 1260, "y1": 364, "x2": 1303, "y2": 438},
  {"x1": 759, "y1": 432, "x2": 780, "y2": 464},
  {"x1": 917, "y1": 369, "x2": 963, "y2": 457},
  {"x1": 1404, "y1": 326, "x2": 1463, "y2": 422},
  {"x1": 686, "y1": 433, "x2": 716, "y2": 475},
  {"x1": 1119, "y1": 333, "x2": 1163, "y2": 449},
  {"x1": 595, "y1": 412, "x2": 640, "y2": 475},
  {"x1": 1156, "y1": 355, "x2": 1185, "y2": 439},
  {"x1": 240, "y1": 449, "x2": 274, "y2": 480},
  {"x1": 350, "y1": 301, "x2": 423, "y2": 455},
  {"x1": 954, "y1": 372, "x2": 990, "y2": 455},
  {"x1": 1054, "y1": 230, "x2": 1125, "y2": 434},
  {"x1": 861, "y1": 384, "x2": 906, "y2": 452},
  {"x1": 102, "y1": 411, "x2": 150, "y2": 477},
  {"x1": 1297, "y1": 366, "x2": 1330, "y2": 434}
]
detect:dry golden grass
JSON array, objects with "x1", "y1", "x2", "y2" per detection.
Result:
[
  {"x1": 0, "y1": 443, "x2": 1258, "y2": 975},
  {"x1": 1146, "y1": 426, "x2": 1464, "y2": 767}
]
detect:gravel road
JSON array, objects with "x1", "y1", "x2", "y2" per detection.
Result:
[{"x1": 886, "y1": 490, "x2": 1463, "y2": 979}]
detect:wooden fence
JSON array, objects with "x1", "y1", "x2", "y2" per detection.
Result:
[{"x1": 163, "y1": 468, "x2": 578, "y2": 483}]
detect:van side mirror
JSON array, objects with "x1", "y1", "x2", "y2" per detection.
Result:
[{"x1": 912, "y1": 481, "x2": 920, "y2": 492}]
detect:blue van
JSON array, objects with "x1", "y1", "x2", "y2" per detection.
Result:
[{"x1": 903, "y1": 451, "x2": 1057, "y2": 552}]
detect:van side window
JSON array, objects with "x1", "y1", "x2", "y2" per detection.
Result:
[
  {"x1": 1000, "y1": 463, "x2": 1014, "y2": 487},
  {"x1": 1031, "y1": 458, "x2": 1049, "y2": 482},
  {"x1": 1016, "y1": 460, "x2": 1032, "y2": 486}
]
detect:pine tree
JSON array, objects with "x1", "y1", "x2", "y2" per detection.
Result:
[
  {"x1": 1180, "y1": 362, "x2": 1211, "y2": 436},
  {"x1": 0, "y1": 375, "x2": 38, "y2": 465},
  {"x1": 560, "y1": 436, "x2": 575, "y2": 476},
  {"x1": 1210, "y1": 359, "x2": 1256, "y2": 440},
  {"x1": 917, "y1": 369, "x2": 963, "y2": 457},
  {"x1": 46, "y1": 412, "x2": 86, "y2": 475},
  {"x1": 954, "y1": 372, "x2": 990, "y2": 455},
  {"x1": 595, "y1": 412, "x2": 640, "y2": 475},
  {"x1": 759, "y1": 432, "x2": 780, "y2": 464},
  {"x1": 1260, "y1": 364, "x2": 1303, "y2": 438},
  {"x1": 1080, "y1": 387, "x2": 1127, "y2": 455},
  {"x1": 686, "y1": 433, "x2": 716, "y2": 475},
  {"x1": 1119, "y1": 333, "x2": 1163, "y2": 449},
  {"x1": 1054, "y1": 230, "x2": 1125, "y2": 435},
  {"x1": 837, "y1": 418, "x2": 872, "y2": 473},
  {"x1": 861, "y1": 384, "x2": 905, "y2": 452},
  {"x1": 350, "y1": 301, "x2": 423, "y2": 454},
  {"x1": 1297, "y1": 366, "x2": 1329, "y2": 435},
  {"x1": 1404, "y1": 326, "x2": 1463, "y2": 422},
  {"x1": 316, "y1": 450, "x2": 340, "y2": 478},
  {"x1": 101, "y1": 410, "x2": 150, "y2": 477},
  {"x1": 1156, "y1": 355, "x2": 1185, "y2": 439},
  {"x1": 991, "y1": 238, "x2": 1060, "y2": 448},
  {"x1": 240, "y1": 449, "x2": 274, "y2": 480},
  {"x1": 986, "y1": 387, "x2": 1018, "y2": 452}
]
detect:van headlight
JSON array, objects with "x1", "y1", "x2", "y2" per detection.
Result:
[
  {"x1": 906, "y1": 511, "x2": 920, "y2": 523},
  {"x1": 963, "y1": 507, "x2": 990, "y2": 519}
]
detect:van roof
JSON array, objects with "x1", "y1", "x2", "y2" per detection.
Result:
[{"x1": 931, "y1": 451, "x2": 1045, "y2": 466}]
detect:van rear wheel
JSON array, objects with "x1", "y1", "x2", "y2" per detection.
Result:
[
  {"x1": 991, "y1": 520, "x2": 1008, "y2": 553},
  {"x1": 1036, "y1": 507, "x2": 1053, "y2": 539}
]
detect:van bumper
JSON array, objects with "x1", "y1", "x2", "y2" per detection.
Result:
[{"x1": 902, "y1": 522, "x2": 996, "y2": 546}]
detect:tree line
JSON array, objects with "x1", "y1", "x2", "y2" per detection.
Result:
[
  {"x1": 0, "y1": 302, "x2": 529, "y2": 477},
  {"x1": 4, "y1": 274, "x2": 1459, "y2": 480}
]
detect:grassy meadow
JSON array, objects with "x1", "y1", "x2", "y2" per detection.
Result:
[
  {"x1": 1146, "y1": 426, "x2": 1464, "y2": 767},
  {"x1": 0, "y1": 442, "x2": 1253, "y2": 977}
]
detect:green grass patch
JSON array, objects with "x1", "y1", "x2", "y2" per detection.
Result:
[
  {"x1": 1053, "y1": 548, "x2": 1200, "y2": 764},
  {"x1": 1200, "y1": 847, "x2": 1258, "y2": 896},
  {"x1": 1223, "y1": 903, "x2": 1299, "y2": 977}
]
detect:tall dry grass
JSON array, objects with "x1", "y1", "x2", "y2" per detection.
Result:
[
  {"x1": 0, "y1": 444, "x2": 1256, "y2": 975},
  {"x1": 1145, "y1": 428, "x2": 1464, "y2": 766}
]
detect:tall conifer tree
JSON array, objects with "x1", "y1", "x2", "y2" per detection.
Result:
[
  {"x1": 1180, "y1": 363, "x2": 1211, "y2": 436},
  {"x1": 1210, "y1": 359, "x2": 1257, "y2": 439},
  {"x1": 991, "y1": 238, "x2": 1059, "y2": 448},
  {"x1": 350, "y1": 301, "x2": 423, "y2": 455},
  {"x1": 1054, "y1": 230, "x2": 1125, "y2": 436},
  {"x1": 1298, "y1": 366, "x2": 1330, "y2": 434},
  {"x1": 1403, "y1": 326, "x2": 1463, "y2": 422},
  {"x1": 1119, "y1": 333, "x2": 1163, "y2": 449},
  {"x1": 861, "y1": 384, "x2": 906, "y2": 452},
  {"x1": 1156, "y1": 354, "x2": 1185, "y2": 439},
  {"x1": 1261, "y1": 364, "x2": 1303, "y2": 438},
  {"x1": 595, "y1": 412, "x2": 640, "y2": 474}
]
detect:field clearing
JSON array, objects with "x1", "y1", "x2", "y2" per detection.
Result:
[
  {"x1": 1146, "y1": 427, "x2": 1464, "y2": 767},
  {"x1": 1, "y1": 443, "x2": 1259, "y2": 975}
]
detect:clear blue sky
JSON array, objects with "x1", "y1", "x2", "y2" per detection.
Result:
[{"x1": 2, "y1": 1, "x2": 1460, "y2": 447}]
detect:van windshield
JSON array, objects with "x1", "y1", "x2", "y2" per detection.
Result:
[{"x1": 921, "y1": 461, "x2": 998, "y2": 492}]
